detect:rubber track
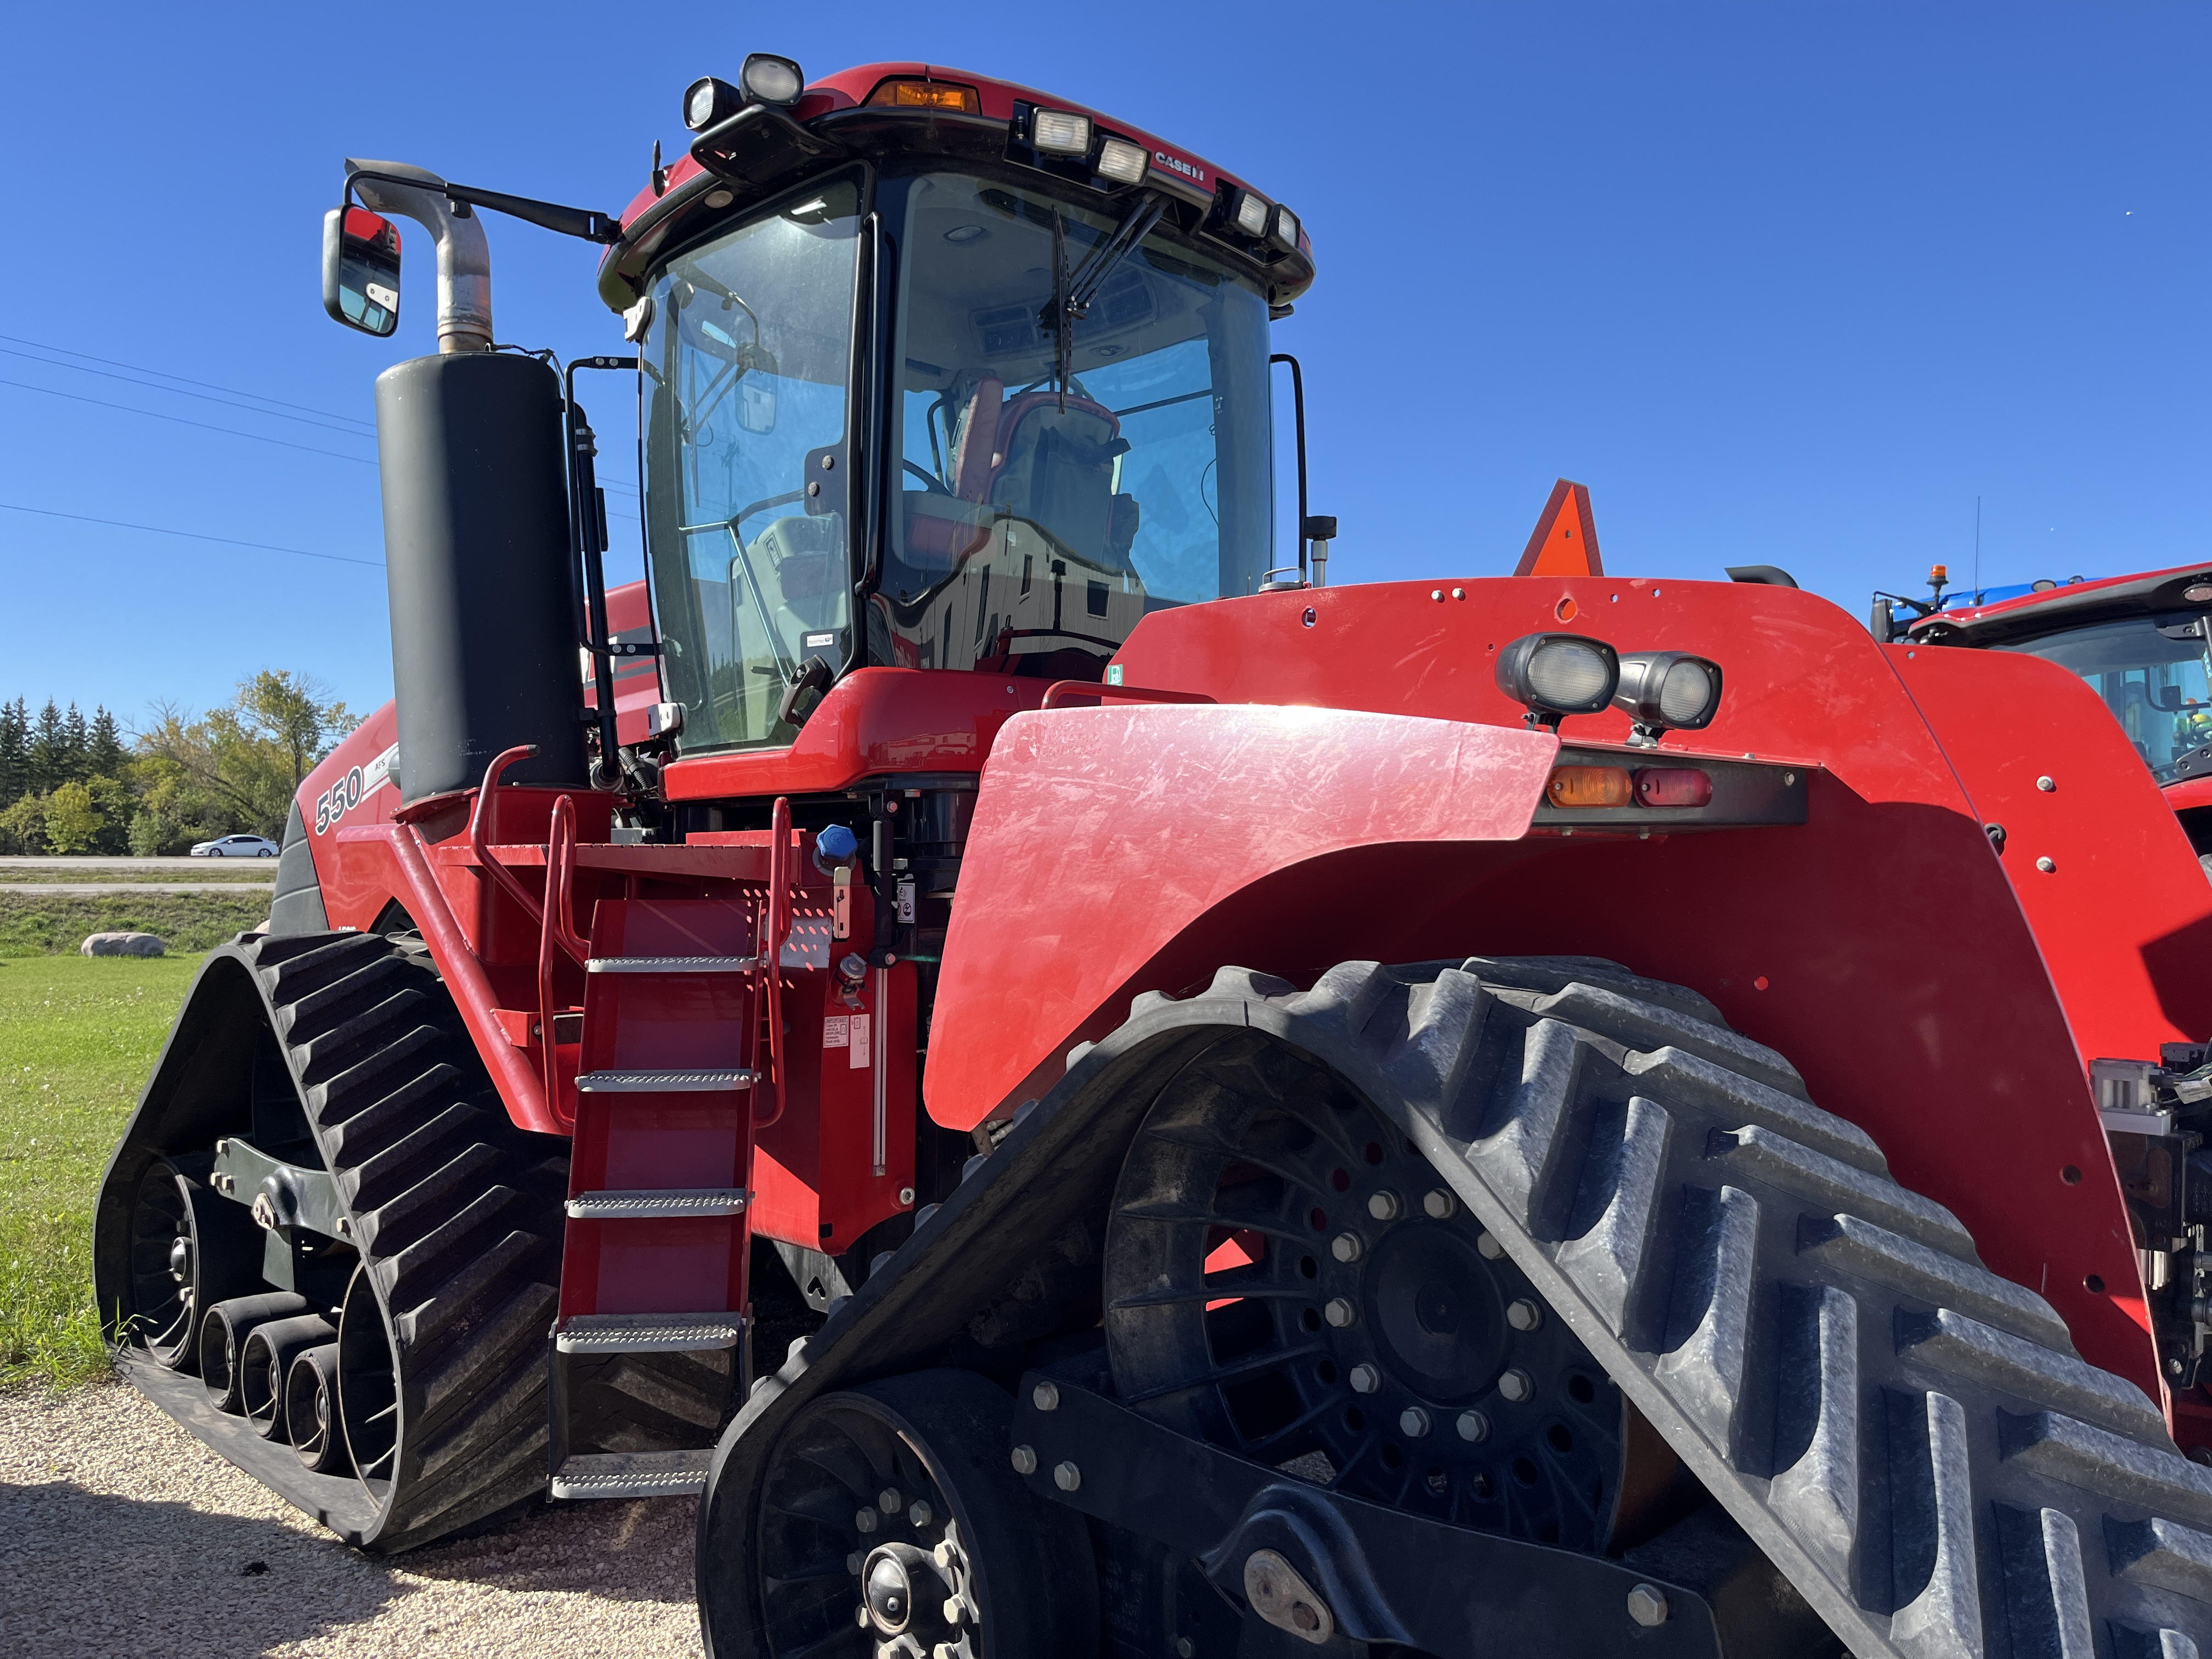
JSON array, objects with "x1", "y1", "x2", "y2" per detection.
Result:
[
  {"x1": 1130, "y1": 957, "x2": 2212, "y2": 1659},
  {"x1": 246, "y1": 930, "x2": 568, "y2": 1551}
]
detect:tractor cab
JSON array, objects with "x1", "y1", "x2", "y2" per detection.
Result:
[{"x1": 619, "y1": 64, "x2": 1316, "y2": 765}]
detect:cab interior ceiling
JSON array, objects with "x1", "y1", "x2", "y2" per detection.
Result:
[{"x1": 898, "y1": 179, "x2": 1224, "y2": 402}]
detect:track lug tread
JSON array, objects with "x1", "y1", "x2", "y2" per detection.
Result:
[
  {"x1": 131, "y1": 930, "x2": 571, "y2": 1551},
  {"x1": 1118, "y1": 957, "x2": 2212, "y2": 1659}
]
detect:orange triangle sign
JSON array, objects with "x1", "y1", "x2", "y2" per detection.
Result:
[{"x1": 1514, "y1": 479, "x2": 1604, "y2": 578}]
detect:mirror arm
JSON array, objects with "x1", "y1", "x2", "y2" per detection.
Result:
[
  {"x1": 443, "y1": 183, "x2": 622, "y2": 245},
  {"x1": 346, "y1": 161, "x2": 493, "y2": 353}
]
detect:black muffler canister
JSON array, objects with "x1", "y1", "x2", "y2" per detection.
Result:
[{"x1": 375, "y1": 351, "x2": 585, "y2": 802}]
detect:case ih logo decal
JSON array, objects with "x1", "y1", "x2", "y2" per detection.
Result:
[
  {"x1": 1151, "y1": 149, "x2": 1206, "y2": 187},
  {"x1": 315, "y1": 742, "x2": 399, "y2": 835}
]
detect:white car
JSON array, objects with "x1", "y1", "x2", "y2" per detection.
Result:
[{"x1": 190, "y1": 834, "x2": 280, "y2": 858}]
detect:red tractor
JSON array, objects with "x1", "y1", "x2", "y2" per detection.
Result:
[
  {"x1": 93, "y1": 53, "x2": 2212, "y2": 1659},
  {"x1": 1879, "y1": 563, "x2": 2212, "y2": 876}
]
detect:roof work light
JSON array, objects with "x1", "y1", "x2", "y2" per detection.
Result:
[
  {"x1": 1496, "y1": 633, "x2": 1620, "y2": 729},
  {"x1": 1096, "y1": 136, "x2": 1147, "y2": 185},
  {"x1": 684, "y1": 76, "x2": 743, "y2": 132},
  {"x1": 1228, "y1": 188, "x2": 1269, "y2": 238},
  {"x1": 741, "y1": 53, "x2": 805, "y2": 106},
  {"x1": 1031, "y1": 109, "x2": 1093, "y2": 156},
  {"x1": 1613, "y1": 651, "x2": 1724, "y2": 744},
  {"x1": 1269, "y1": 205, "x2": 1301, "y2": 251}
]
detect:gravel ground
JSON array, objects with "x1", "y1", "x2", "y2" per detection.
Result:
[{"x1": 0, "y1": 1380, "x2": 707, "y2": 1657}]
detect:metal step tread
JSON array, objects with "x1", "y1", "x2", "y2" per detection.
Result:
[
  {"x1": 576, "y1": 1068, "x2": 755, "y2": 1093},
  {"x1": 556, "y1": 1312, "x2": 745, "y2": 1354},
  {"x1": 586, "y1": 955, "x2": 757, "y2": 975},
  {"x1": 551, "y1": 1449, "x2": 713, "y2": 1500},
  {"x1": 567, "y1": 1187, "x2": 751, "y2": 1220}
]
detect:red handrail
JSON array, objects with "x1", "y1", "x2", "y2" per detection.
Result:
[
  {"x1": 537, "y1": 794, "x2": 590, "y2": 1129},
  {"x1": 1039, "y1": 680, "x2": 1218, "y2": 710},
  {"x1": 468, "y1": 743, "x2": 549, "y2": 929},
  {"x1": 755, "y1": 797, "x2": 793, "y2": 1128}
]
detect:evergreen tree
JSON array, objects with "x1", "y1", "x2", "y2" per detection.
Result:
[
  {"x1": 60, "y1": 702, "x2": 89, "y2": 783},
  {"x1": 87, "y1": 706, "x2": 127, "y2": 778},
  {"x1": 29, "y1": 701, "x2": 66, "y2": 794},
  {"x1": 0, "y1": 698, "x2": 26, "y2": 806}
]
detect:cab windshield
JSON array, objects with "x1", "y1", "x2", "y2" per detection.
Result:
[
  {"x1": 642, "y1": 174, "x2": 863, "y2": 752},
  {"x1": 1997, "y1": 614, "x2": 2212, "y2": 778},
  {"x1": 878, "y1": 172, "x2": 1273, "y2": 678}
]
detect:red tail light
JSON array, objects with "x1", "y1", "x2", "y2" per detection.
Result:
[{"x1": 1633, "y1": 768, "x2": 1713, "y2": 808}]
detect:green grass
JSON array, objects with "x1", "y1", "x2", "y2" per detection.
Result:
[
  {"x1": 0, "y1": 891, "x2": 268, "y2": 957},
  {"x1": 0, "y1": 953, "x2": 200, "y2": 1388},
  {"x1": 0, "y1": 866, "x2": 280, "y2": 884}
]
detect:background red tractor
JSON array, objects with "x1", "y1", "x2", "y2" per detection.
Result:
[
  {"x1": 1880, "y1": 562, "x2": 2212, "y2": 876},
  {"x1": 91, "y1": 52, "x2": 2212, "y2": 1659}
]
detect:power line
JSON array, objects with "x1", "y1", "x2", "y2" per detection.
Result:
[
  {"x1": 0, "y1": 501, "x2": 384, "y2": 569},
  {"x1": 0, "y1": 377, "x2": 377, "y2": 466},
  {"x1": 0, "y1": 332, "x2": 376, "y2": 431},
  {"x1": 0, "y1": 346, "x2": 381, "y2": 441}
]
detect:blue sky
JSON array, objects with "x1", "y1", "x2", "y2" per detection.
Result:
[{"x1": 2, "y1": 2, "x2": 2207, "y2": 726}]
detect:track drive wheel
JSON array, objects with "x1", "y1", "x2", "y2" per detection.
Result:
[{"x1": 748, "y1": 1369, "x2": 1097, "y2": 1658}]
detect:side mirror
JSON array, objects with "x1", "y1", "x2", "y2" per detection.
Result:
[{"x1": 321, "y1": 206, "x2": 402, "y2": 336}]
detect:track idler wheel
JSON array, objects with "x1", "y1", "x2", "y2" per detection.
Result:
[
  {"x1": 199, "y1": 1293, "x2": 311, "y2": 1414},
  {"x1": 285, "y1": 1342, "x2": 348, "y2": 1472},
  {"x1": 240, "y1": 1313, "x2": 337, "y2": 1440},
  {"x1": 749, "y1": 1368, "x2": 1096, "y2": 1658},
  {"x1": 336, "y1": 1264, "x2": 400, "y2": 1498},
  {"x1": 122, "y1": 1158, "x2": 259, "y2": 1370}
]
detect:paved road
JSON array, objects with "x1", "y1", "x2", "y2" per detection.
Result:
[
  {"x1": 4, "y1": 883, "x2": 273, "y2": 895},
  {"x1": 0, "y1": 856, "x2": 278, "y2": 868}
]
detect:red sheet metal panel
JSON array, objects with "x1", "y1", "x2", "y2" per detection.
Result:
[{"x1": 924, "y1": 703, "x2": 1558, "y2": 1130}]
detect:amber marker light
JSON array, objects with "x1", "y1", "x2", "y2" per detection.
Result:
[
  {"x1": 1633, "y1": 768, "x2": 1713, "y2": 808},
  {"x1": 867, "y1": 78, "x2": 981, "y2": 112},
  {"x1": 1547, "y1": 766, "x2": 1633, "y2": 809}
]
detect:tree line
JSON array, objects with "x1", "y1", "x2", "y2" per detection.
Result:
[{"x1": 0, "y1": 672, "x2": 358, "y2": 855}]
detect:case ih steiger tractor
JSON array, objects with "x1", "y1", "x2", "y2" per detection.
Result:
[{"x1": 87, "y1": 52, "x2": 2212, "y2": 1659}]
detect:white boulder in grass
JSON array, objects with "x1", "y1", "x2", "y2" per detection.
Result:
[{"x1": 81, "y1": 932, "x2": 166, "y2": 957}]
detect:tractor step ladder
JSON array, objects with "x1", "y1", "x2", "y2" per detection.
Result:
[{"x1": 549, "y1": 899, "x2": 770, "y2": 1502}]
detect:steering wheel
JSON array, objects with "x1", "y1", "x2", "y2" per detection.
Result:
[{"x1": 903, "y1": 460, "x2": 954, "y2": 496}]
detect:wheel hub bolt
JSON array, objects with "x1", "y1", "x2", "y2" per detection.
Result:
[
  {"x1": 1457, "y1": 1409, "x2": 1490, "y2": 1442},
  {"x1": 879, "y1": 1488, "x2": 902, "y2": 1513},
  {"x1": 1368, "y1": 1190, "x2": 1403, "y2": 1221},
  {"x1": 943, "y1": 1596, "x2": 965, "y2": 1625},
  {"x1": 909, "y1": 1499, "x2": 933, "y2": 1527},
  {"x1": 1010, "y1": 1444, "x2": 1037, "y2": 1475},
  {"x1": 1324, "y1": 1297, "x2": 1357, "y2": 1328},
  {"x1": 1330, "y1": 1232, "x2": 1363, "y2": 1263},
  {"x1": 1032, "y1": 1379, "x2": 1060, "y2": 1410},
  {"x1": 1350, "y1": 1363, "x2": 1381, "y2": 1394},
  {"x1": 1422, "y1": 1188, "x2": 1456, "y2": 1219},
  {"x1": 1627, "y1": 1583, "x2": 1671, "y2": 1627},
  {"x1": 855, "y1": 1505, "x2": 881, "y2": 1533},
  {"x1": 1399, "y1": 1406, "x2": 1431, "y2": 1437},
  {"x1": 1476, "y1": 1232, "x2": 1505, "y2": 1260},
  {"x1": 1498, "y1": 1368, "x2": 1533, "y2": 1402},
  {"x1": 1506, "y1": 1299, "x2": 1543, "y2": 1331},
  {"x1": 1054, "y1": 1460, "x2": 1082, "y2": 1492}
]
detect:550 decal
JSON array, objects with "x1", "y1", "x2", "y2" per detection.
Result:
[{"x1": 315, "y1": 743, "x2": 398, "y2": 835}]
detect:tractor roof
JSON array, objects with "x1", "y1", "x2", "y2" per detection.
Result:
[
  {"x1": 596, "y1": 61, "x2": 1314, "y2": 313},
  {"x1": 1906, "y1": 559, "x2": 2212, "y2": 648}
]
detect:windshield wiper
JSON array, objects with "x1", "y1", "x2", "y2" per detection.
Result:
[{"x1": 1043, "y1": 191, "x2": 1169, "y2": 410}]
